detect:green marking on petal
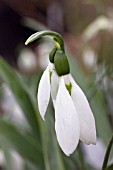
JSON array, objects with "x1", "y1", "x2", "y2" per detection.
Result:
[
  {"x1": 65, "y1": 83, "x2": 72, "y2": 95},
  {"x1": 49, "y1": 71, "x2": 52, "y2": 83}
]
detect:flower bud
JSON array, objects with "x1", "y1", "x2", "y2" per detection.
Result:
[
  {"x1": 54, "y1": 50, "x2": 70, "y2": 76},
  {"x1": 49, "y1": 47, "x2": 57, "y2": 63}
]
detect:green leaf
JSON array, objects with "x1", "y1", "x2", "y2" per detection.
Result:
[
  {"x1": 0, "y1": 119, "x2": 44, "y2": 169},
  {"x1": 0, "y1": 57, "x2": 40, "y2": 140},
  {"x1": 105, "y1": 164, "x2": 113, "y2": 170},
  {"x1": 102, "y1": 135, "x2": 113, "y2": 170},
  {"x1": 0, "y1": 58, "x2": 52, "y2": 170},
  {"x1": 3, "y1": 147, "x2": 12, "y2": 170}
]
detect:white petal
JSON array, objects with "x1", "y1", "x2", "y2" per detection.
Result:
[
  {"x1": 37, "y1": 65, "x2": 50, "y2": 120},
  {"x1": 55, "y1": 77, "x2": 80, "y2": 156},
  {"x1": 70, "y1": 75, "x2": 96, "y2": 145},
  {"x1": 48, "y1": 62, "x2": 55, "y2": 71},
  {"x1": 50, "y1": 70, "x2": 59, "y2": 107},
  {"x1": 63, "y1": 74, "x2": 70, "y2": 84}
]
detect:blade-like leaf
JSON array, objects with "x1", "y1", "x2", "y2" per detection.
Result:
[
  {"x1": 0, "y1": 119, "x2": 44, "y2": 169},
  {"x1": 106, "y1": 164, "x2": 113, "y2": 170},
  {"x1": 102, "y1": 135, "x2": 113, "y2": 170},
  {"x1": 3, "y1": 147, "x2": 12, "y2": 170},
  {"x1": 0, "y1": 57, "x2": 39, "y2": 140},
  {"x1": 0, "y1": 58, "x2": 52, "y2": 170}
]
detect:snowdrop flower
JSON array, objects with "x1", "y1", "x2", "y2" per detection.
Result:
[
  {"x1": 38, "y1": 49, "x2": 96, "y2": 156},
  {"x1": 25, "y1": 30, "x2": 96, "y2": 156}
]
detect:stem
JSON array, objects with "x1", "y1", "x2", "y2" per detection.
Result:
[
  {"x1": 52, "y1": 38, "x2": 61, "y2": 49},
  {"x1": 29, "y1": 93, "x2": 51, "y2": 170},
  {"x1": 102, "y1": 135, "x2": 113, "y2": 170},
  {"x1": 40, "y1": 122, "x2": 51, "y2": 170},
  {"x1": 25, "y1": 30, "x2": 65, "y2": 52},
  {"x1": 78, "y1": 143, "x2": 87, "y2": 170}
]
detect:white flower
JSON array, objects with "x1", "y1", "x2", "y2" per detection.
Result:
[{"x1": 38, "y1": 65, "x2": 96, "y2": 156}]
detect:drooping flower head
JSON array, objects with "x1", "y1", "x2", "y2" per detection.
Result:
[{"x1": 25, "y1": 31, "x2": 96, "y2": 156}]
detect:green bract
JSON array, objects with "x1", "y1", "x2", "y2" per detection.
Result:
[
  {"x1": 49, "y1": 47, "x2": 57, "y2": 63},
  {"x1": 54, "y1": 50, "x2": 70, "y2": 76}
]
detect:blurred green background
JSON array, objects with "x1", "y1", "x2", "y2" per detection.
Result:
[{"x1": 0, "y1": 0, "x2": 113, "y2": 170}]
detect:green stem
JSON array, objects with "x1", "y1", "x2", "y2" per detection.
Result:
[
  {"x1": 78, "y1": 143, "x2": 87, "y2": 170},
  {"x1": 102, "y1": 135, "x2": 113, "y2": 170},
  {"x1": 25, "y1": 30, "x2": 65, "y2": 52},
  {"x1": 30, "y1": 95, "x2": 51, "y2": 170},
  {"x1": 40, "y1": 121, "x2": 51, "y2": 170}
]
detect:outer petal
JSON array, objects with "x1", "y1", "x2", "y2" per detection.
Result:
[
  {"x1": 70, "y1": 75, "x2": 96, "y2": 145},
  {"x1": 55, "y1": 77, "x2": 80, "y2": 156},
  {"x1": 50, "y1": 70, "x2": 59, "y2": 107},
  {"x1": 37, "y1": 65, "x2": 50, "y2": 120}
]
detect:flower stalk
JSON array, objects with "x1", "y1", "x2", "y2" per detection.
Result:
[
  {"x1": 102, "y1": 135, "x2": 113, "y2": 170},
  {"x1": 25, "y1": 30, "x2": 65, "y2": 52}
]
